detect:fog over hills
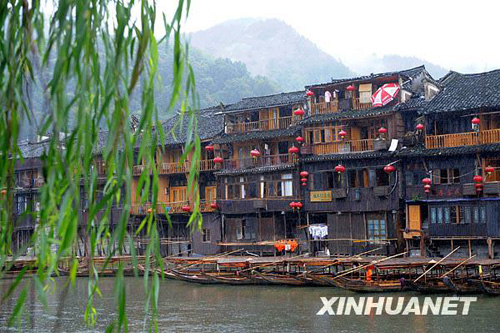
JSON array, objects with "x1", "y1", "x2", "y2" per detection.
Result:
[{"x1": 189, "y1": 18, "x2": 449, "y2": 89}]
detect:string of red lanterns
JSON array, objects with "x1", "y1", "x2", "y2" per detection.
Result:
[{"x1": 422, "y1": 177, "x2": 432, "y2": 193}]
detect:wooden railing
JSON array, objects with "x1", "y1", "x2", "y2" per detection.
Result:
[
  {"x1": 133, "y1": 160, "x2": 217, "y2": 176},
  {"x1": 311, "y1": 101, "x2": 339, "y2": 115},
  {"x1": 311, "y1": 139, "x2": 374, "y2": 155},
  {"x1": 132, "y1": 164, "x2": 146, "y2": 176},
  {"x1": 131, "y1": 201, "x2": 217, "y2": 215},
  {"x1": 200, "y1": 159, "x2": 216, "y2": 171},
  {"x1": 226, "y1": 116, "x2": 293, "y2": 134},
  {"x1": 425, "y1": 128, "x2": 500, "y2": 149},
  {"x1": 224, "y1": 153, "x2": 295, "y2": 170},
  {"x1": 16, "y1": 177, "x2": 44, "y2": 188},
  {"x1": 161, "y1": 161, "x2": 189, "y2": 174},
  {"x1": 352, "y1": 98, "x2": 372, "y2": 110}
]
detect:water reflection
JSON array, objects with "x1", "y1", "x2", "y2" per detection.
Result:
[{"x1": 0, "y1": 277, "x2": 498, "y2": 332}]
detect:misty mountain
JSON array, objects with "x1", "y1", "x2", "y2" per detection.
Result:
[{"x1": 189, "y1": 18, "x2": 353, "y2": 91}]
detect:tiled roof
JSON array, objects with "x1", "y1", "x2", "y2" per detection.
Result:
[
  {"x1": 215, "y1": 164, "x2": 297, "y2": 176},
  {"x1": 223, "y1": 91, "x2": 306, "y2": 113},
  {"x1": 163, "y1": 105, "x2": 225, "y2": 145},
  {"x1": 19, "y1": 140, "x2": 51, "y2": 159},
  {"x1": 396, "y1": 143, "x2": 500, "y2": 157},
  {"x1": 213, "y1": 126, "x2": 301, "y2": 144},
  {"x1": 300, "y1": 150, "x2": 396, "y2": 162},
  {"x1": 306, "y1": 65, "x2": 426, "y2": 89},
  {"x1": 299, "y1": 97, "x2": 426, "y2": 125},
  {"x1": 423, "y1": 69, "x2": 500, "y2": 114}
]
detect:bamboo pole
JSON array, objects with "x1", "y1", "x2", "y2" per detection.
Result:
[
  {"x1": 301, "y1": 247, "x2": 383, "y2": 275},
  {"x1": 414, "y1": 247, "x2": 460, "y2": 282},
  {"x1": 440, "y1": 254, "x2": 476, "y2": 278},
  {"x1": 333, "y1": 251, "x2": 408, "y2": 280},
  {"x1": 239, "y1": 253, "x2": 309, "y2": 273}
]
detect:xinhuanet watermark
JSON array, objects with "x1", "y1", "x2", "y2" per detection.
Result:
[{"x1": 317, "y1": 297, "x2": 477, "y2": 316}]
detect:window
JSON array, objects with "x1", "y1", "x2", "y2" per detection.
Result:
[
  {"x1": 376, "y1": 169, "x2": 390, "y2": 186},
  {"x1": 306, "y1": 125, "x2": 343, "y2": 144},
  {"x1": 359, "y1": 84, "x2": 372, "y2": 104},
  {"x1": 430, "y1": 207, "x2": 437, "y2": 224},
  {"x1": 367, "y1": 219, "x2": 386, "y2": 240},
  {"x1": 437, "y1": 207, "x2": 443, "y2": 224},
  {"x1": 464, "y1": 207, "x2": 471, "y2": 224},
  {"x1": 480, "y1": 207, "x2": 487, "y2": 223},
  {"x1": 433, "y1": 169, "x2": 460, "y2": 184},
  {"x1": 444, "y1": 207, "x2": 450, "y2": 224},
  {"x1": 202, "y1": 229, "x2": 211, "y2": 243},
  {"x1": 473, "y1": 207, "x2": 479, "y2": 224}
]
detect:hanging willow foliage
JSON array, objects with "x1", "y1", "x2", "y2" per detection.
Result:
[{"x1": 0, "y1": 0, "x2": 200, "y2": 331}]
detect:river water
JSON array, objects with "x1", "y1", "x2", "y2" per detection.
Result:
[{"x1": 0, "y1": 277, "x2": 498, "y2": 332}]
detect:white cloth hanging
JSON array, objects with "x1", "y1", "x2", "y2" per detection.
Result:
[
  {"x1": 308, "y1": 224, "x2": 328, "y2": 240},
  {"x1": 325, "y1": 91, "x2": 332, "y2": 103}
]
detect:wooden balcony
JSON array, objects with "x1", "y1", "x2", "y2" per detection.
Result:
[
  {"x1": 224, "y1": 153, "x2": 296, "y2": 170},
  {"x1": 132, "y1": 164, "x2": 146, "y2": 176},
  {"x1": 311, "y1": 101, "x2": 339, "y2": 115},
  {"x1": 425, "y1": 128, "x2": 500, "y2": 149},
  {"x1": 309, "y1": 139, "x2": 374, "y2": 155},
  {"x1": 218, "y1": 197, "x2": 297, "y2": 214},
  {"x1": 160, "y1": 161, "x2": 189, "y2": 174},
  {"x1": 133, "y1": 160, "x2": 217, "y2": 176},
  {"x1": 352, "y1": 98, "x2": 372, "y2": 110},
  {"x1": 226, "y1": 116, "x2": 293, "y2": 134},
  {"x1": 16, "y1": 177, "x2": 44, "y2": 189}
]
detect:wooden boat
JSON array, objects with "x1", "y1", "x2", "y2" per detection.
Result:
[
  {"x1": 333, "y1": 276, "x2": 406, "y2": 293},
  {"x1": 404, "y1": 278, "x2": 453, "y2": 294},
  {"x1": 303, "y1": 273, "x2": 338, "y2": 287},
  {"x1": 200, "y1": 272, "x2": 262, "y2": 285},
  {"x1": 441, "y1": 277, "x2": 482, "y2": 294},
  {"x1": 468, "y1": 279, "x2": 500, "y2": 295},
  {"x1": 250, "y1": 270, "x2": 307, "y2": 286},
  {"x1": 169, "y1": 269, "x2": 220, "y2": 284}
]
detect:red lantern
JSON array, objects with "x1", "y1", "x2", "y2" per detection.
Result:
[
  {"x1": 416, "y1": 123, "x2": 424, "y2": 131},
  {"x1": 300, "y1": 171, "x2": 309, "y2": 178},
  {"x1": 294, "y1": 108, "x2": 305, "y2": 116},
  {"x1": 473, "y1": 175, "x2": 483, "y2": 183},
  {"x1": 205, "y1": 145, "x2": 214, "y2": 152},
  {"x1": 383, "y1": 164, "x2": 396, "y2": 174},
  {"x1": 289, "y1": 202, "x2": 297, "y2": 209},
  {"x1": 210, "y1": 202, "x2": 218, "y2": 209},
  {"x1": 472, "y1": 117, "x2": 481, "y2": 125},
  {"x1": 301, "y1": 182, "x2": 307, "y2": 187},
  {"x1": 301, "y1": 178, "x2": 308, "y2": 183},
  {"x1": 296, "y1": 136, "x2": 304, "y2": 144},
  {"x1": 378, "y1": 127, "x2": 387, "y2": 135},
  {"x1": 346, "y1": 84, "x2": 355, "y2": 91},
  {"x1": 485, "y1": 166, "x2": 495, "y2": 175},
  {"x1": 182, "y1": 205, "x2": 191, "y2": 212},
  {"x1": 306, "y1": 90, "x2": 314, "y2": 97},
  {"x1": 339, "y1": 130, "x2": 347, "y2": 139},
  {"x1": 213, "y1": 157, "x2": 224, "y2": 164},
  {"x1": 295, "y1": 202, "x2": 303, "y2": 209},
  {"x1": 422, "y1": 178, "x2": 432, "y2": 185},
  {"x1": 250, "y1": 149, "x2": 261, "y2": 158},
  {"x1": 334, "y1": 165, "x2": 345, "y2": 174},
  {"x1": 289, "y1": 146, "x2": 299, "y2": 154},
  {"x1": 424, "y1": 184, "x2": 431, "y2": 193}
]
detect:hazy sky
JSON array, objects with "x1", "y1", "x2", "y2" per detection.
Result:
[{"x1": 158, "y1": 0, "x2": 500, "y2": 73}]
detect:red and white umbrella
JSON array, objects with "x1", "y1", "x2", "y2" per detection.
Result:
[{"x1": 371, "y1": 83, "x2": 400, "y2": 107}]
